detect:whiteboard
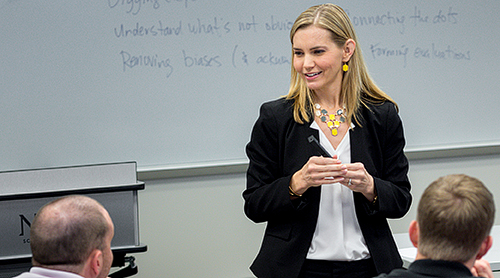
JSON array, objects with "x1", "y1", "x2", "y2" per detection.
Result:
[{"x1": 1, "y1": 0, "x2": 499, "y2": 171}]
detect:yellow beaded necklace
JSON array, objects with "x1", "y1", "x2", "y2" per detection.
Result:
[{"x1": 314, "y1": 103, "x2": 346, "y2": 136}]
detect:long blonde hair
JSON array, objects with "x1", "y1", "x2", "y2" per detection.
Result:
[{"x1": 286, "y1": 4, "x2": 398, "y2": 125}]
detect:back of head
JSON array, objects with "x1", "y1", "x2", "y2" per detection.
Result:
[
  {"x1": 417, "y1": 174, "x2": 495, "y2": 262},
  {"x1": 30, "y1": 195, "x2": 110, "y2": 272}
]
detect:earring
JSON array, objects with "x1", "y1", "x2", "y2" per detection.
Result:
[{"x1": 343, "y1": 62, "x2": 348, "y2": 72}]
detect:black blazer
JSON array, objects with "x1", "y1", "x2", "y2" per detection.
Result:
[{"x1": 243, "y1": 97, "x2": 412, "y2": 278}]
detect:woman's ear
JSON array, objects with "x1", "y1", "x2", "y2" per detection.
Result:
[
  {"x1": 342, "y1": 39, "x2": 356, "y2": 62},
  {"x1": 409, "y1": 220, "x2": 419, "y2": 248}
]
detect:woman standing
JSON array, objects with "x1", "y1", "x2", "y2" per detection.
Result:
[{"x1": 243, "y1": 4, "x2": 412, "y2": 278}]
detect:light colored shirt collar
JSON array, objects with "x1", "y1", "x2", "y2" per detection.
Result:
[{"x1": 29, "y1": 267, "x2": 84, "y2": 278}]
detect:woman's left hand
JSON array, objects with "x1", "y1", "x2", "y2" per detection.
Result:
[{"x1": 341, "y1": 162, "x2": 376, "y2": 202}]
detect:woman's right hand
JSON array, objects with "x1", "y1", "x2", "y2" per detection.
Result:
[{"x1": 289, "y1": 155, "x2": 347, "y2": 195}]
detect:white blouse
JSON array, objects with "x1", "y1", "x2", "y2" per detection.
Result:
[{"x1": 306, "y1": 121, "x2": 370, "y2": 261}]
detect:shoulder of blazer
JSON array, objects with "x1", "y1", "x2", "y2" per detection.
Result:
[
  {"x1": 259, "y1": 97, "x2": 299, "y2": 123},
  {"x1": 357, "y1": 100, "x2": 398, "y2": 126},
  {"x1": 261, "y1": 97, "x2": 293, "y2": 113}
]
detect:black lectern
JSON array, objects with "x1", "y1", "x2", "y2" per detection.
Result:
[{"x1": 0, "y1": 162, "x2": 146, "y2": 278}]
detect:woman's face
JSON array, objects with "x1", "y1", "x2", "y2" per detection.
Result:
[{"x1": 292, "y1": 25, "x2": 346, "y2": 95}]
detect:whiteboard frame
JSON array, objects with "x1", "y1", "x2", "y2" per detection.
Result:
[{"x1": 137, "y1": 142, "x2": 500, "y2": 180}]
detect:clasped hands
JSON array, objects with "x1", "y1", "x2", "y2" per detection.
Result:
[{"x1": 290, "y1": 155, "x2": 376, "y2": 201}]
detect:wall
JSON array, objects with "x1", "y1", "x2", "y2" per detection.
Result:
[
  {"x1": 1, "y1": 0, "x2": 500, "y2": 172},
  {"x1": 130, "y1": 153, "x2": 500, "y2": 278}
]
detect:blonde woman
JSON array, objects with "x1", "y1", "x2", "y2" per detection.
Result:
[{"x1": 244, "y1": 4, "x2": 412, "y2": 278}]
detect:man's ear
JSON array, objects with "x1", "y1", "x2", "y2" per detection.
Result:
[
  {"x1": 89, "y1": 249, "x2": 104, "y2": 277},
  {"x1": 409, "y1": 220, "x2": 419, "y2": 248},
  {"x1": 476, "y1": 235, "x2": 493, "y2": 260}
]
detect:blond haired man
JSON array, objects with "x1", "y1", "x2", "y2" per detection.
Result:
[{"x1": 375, "y1": 174, "x2": 495, "y2": 278}]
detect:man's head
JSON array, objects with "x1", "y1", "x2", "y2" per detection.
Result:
[
  {"x1": 410, "y1": 174, "x2": 495, "y2": 263},
  {"x1": 30, "y1": 195, "x2": 115, "y2": 278}
]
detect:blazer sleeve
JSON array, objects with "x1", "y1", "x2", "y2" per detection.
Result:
[
  {"x1": 358, "y1": 102, "x2": 412, "y2": 219},
  {"x1": 243, "y1": 101, "x2": 310, "y2": 224}
]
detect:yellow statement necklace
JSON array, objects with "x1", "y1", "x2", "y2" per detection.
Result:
[{"x1": 314, "y1": 103, "x2": 346, "y2": 136}]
